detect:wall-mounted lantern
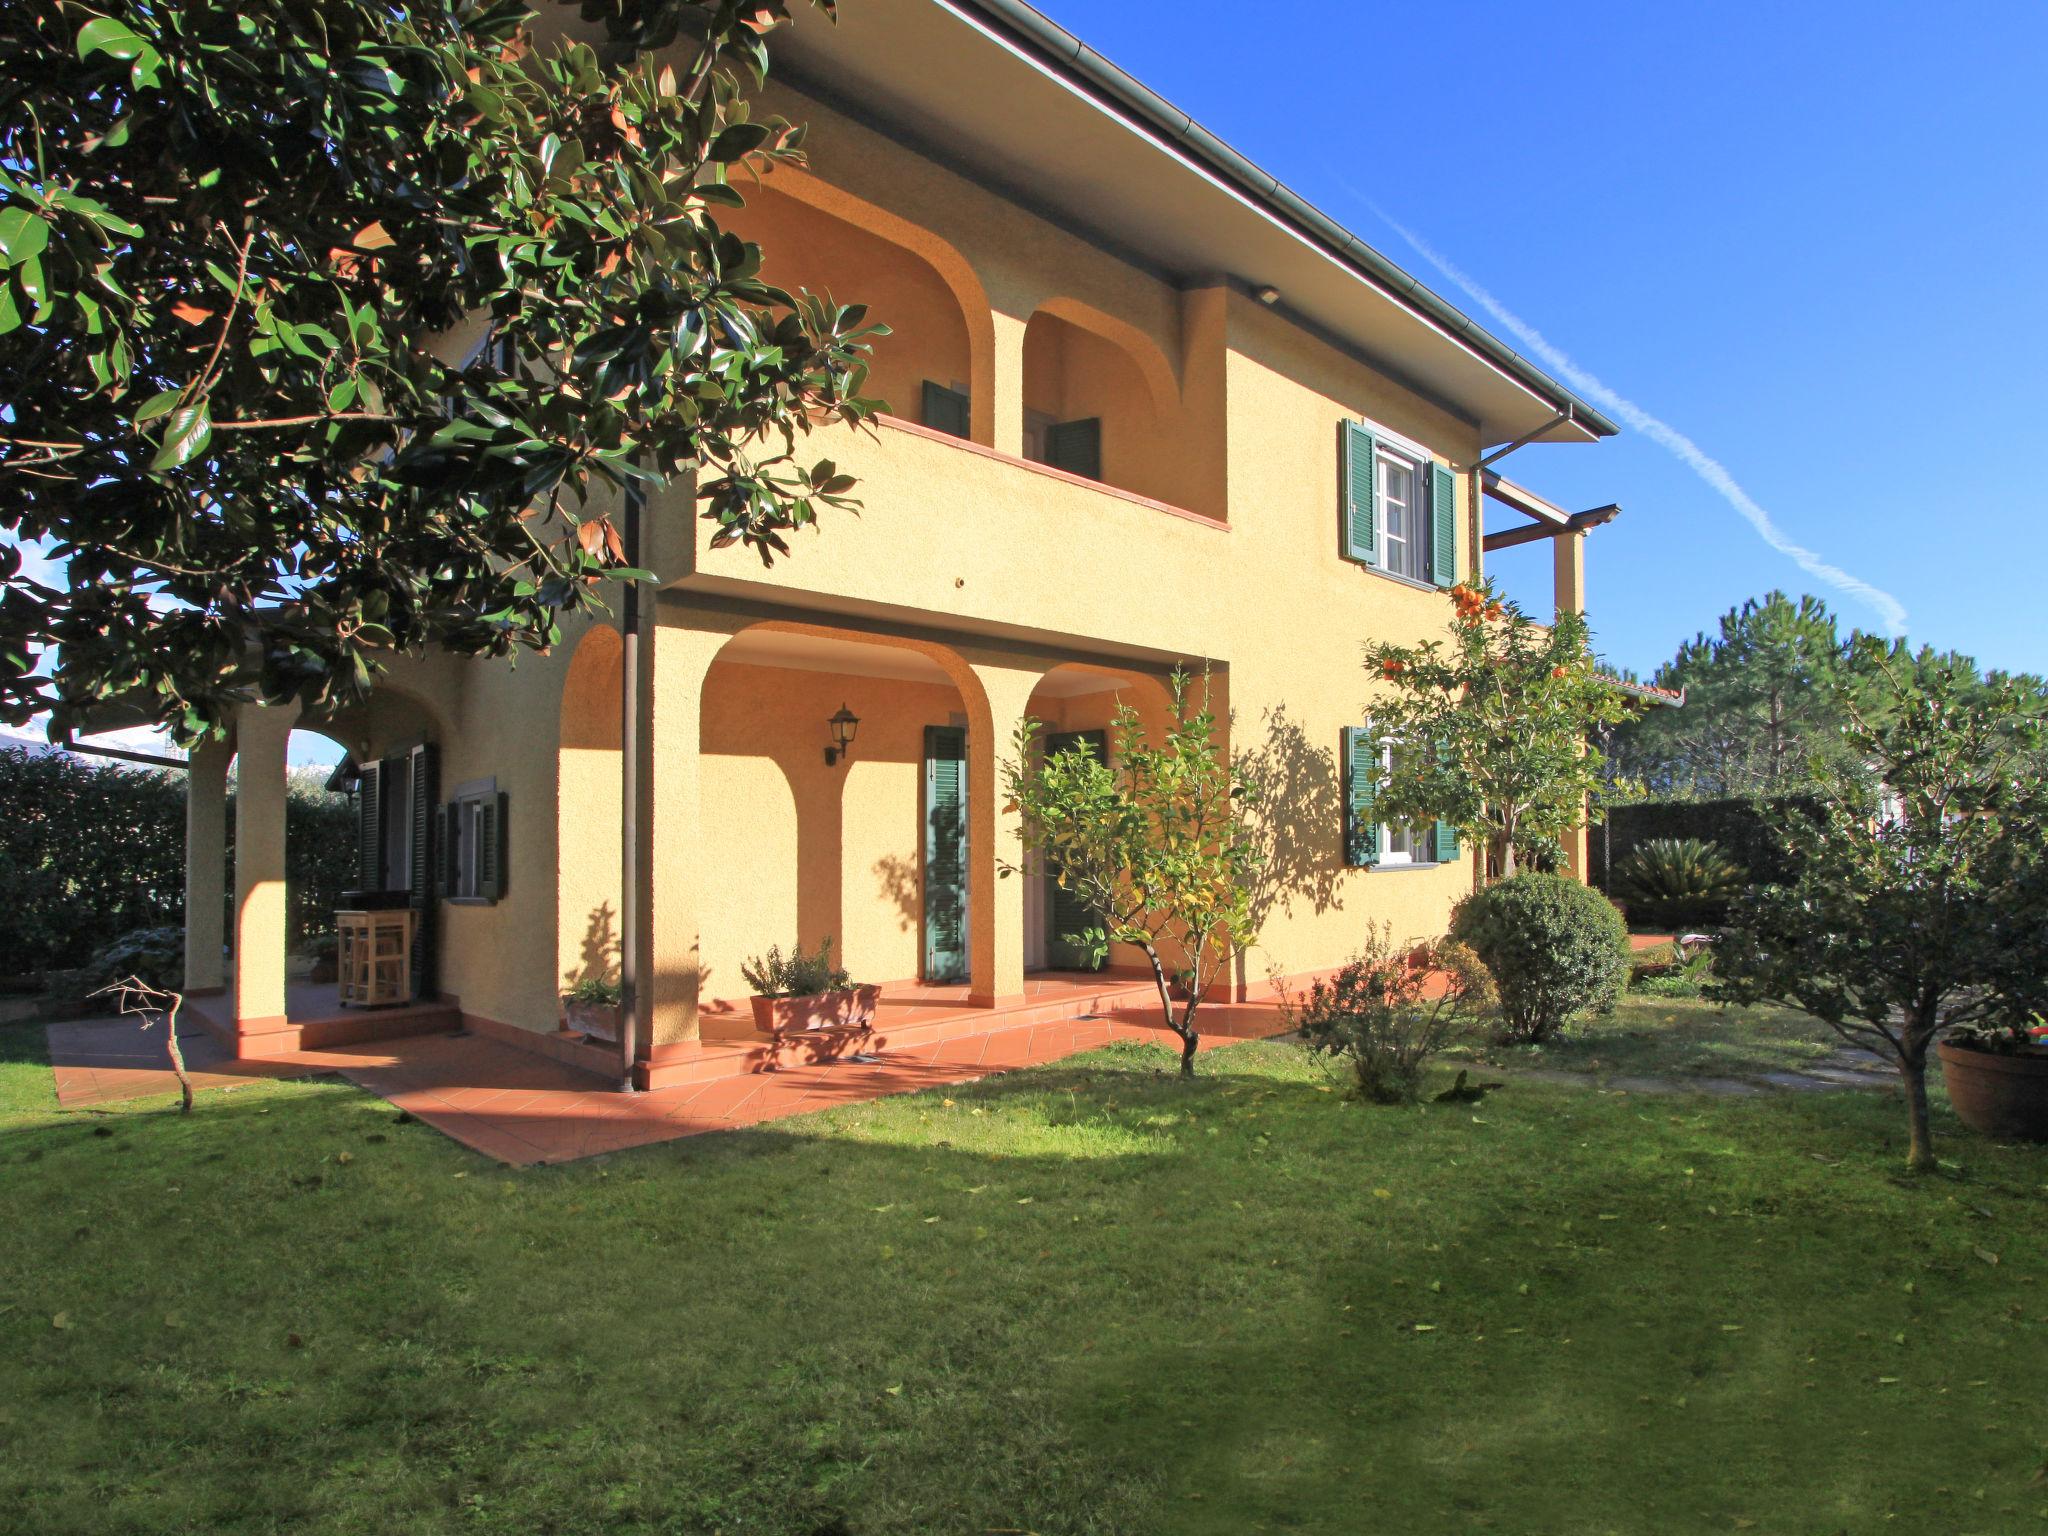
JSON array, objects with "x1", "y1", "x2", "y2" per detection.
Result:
[{"x1": 824, "y1": 704, "x2": 861, "y2": 767}]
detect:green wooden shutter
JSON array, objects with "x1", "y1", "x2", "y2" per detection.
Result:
[
  {"x1": 922, "y1": 726, "x2": 969, "y2": 981},
  {"x1": 1045, "y1": 418, "x2": 1102, "y2": 480},
  {"x1": 438, "y1": 804, "x2": 458, "y2": 898},
  {"x1": 921, "y1": 380, "x2": 971, "y2": 439},
  {"x1": 1341, "y1": 726, "x2": 1379, "y2": 868},
  {"x1": 1434, "y1": 819, "x2": 1460, "y2": 863},
  {"x1": 355, "y1": 761, "x2": 382, "y2": 890},
  {"x1": 477, "y1": 791, "x2": 508, "y2": 903},
  {"x1": 1044, "y1": 730, "x2": 1108, "y2": 969},
  {"x1": 1430, "y1": 460, "x2": 1456, "y2": 588},
  {"x1": 407, "y1": 745, "x2": 438, "y2": 998},
  {"x1": 1342, "y1": 421, "x2": 1379, "y2": 565}
]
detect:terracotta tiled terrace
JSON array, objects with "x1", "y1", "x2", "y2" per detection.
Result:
[{"x1": 43, "y1": 973, "x2": 1290, "y2": 1165}]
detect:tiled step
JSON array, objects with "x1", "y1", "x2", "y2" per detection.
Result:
[{"x1": 637, "y1": 977, "x2": 1169, "y2": 1090}]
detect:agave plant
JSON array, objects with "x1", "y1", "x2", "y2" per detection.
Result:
[{"x1": 1613, "y1": 838, "x2": 1745, "y2": 930}]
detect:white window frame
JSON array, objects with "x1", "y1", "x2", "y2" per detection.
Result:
[
  {"x1": 1352, "y1": 416, "x2": 1438, "y2": 585},
  {"x1": 1375, "y1": 740, "x2": 1436, "y2": 868},
  {"x1": 1376, "y1": 446, "x2": 1423, "y2": 582}
]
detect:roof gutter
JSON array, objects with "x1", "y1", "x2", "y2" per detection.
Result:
[{"x1": 944, "y1": 0, "x2": 1620, "y2": 441}]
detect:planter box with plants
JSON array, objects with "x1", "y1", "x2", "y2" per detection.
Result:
[
  {"x1": 1938, "y1": 1020, "x2": 2048, "y2": 1143},
  {"x1": 741, "y1": 937, "x2": 876, "y2": 1036},
  {"x1": 742, "y1": 938, "x2": 878, "y2": 1036},
  {"x1": 561, "y1": 976, "x2": 623, "y2": 1043}
]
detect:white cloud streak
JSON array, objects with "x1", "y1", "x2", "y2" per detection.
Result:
[{"x1": 1362, "y1": 208, "x2": 1908, "y2": 636}]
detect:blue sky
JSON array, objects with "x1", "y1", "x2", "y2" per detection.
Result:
[{"x1": 1030, "y1": 0, "x2": 2048, "y2": 679}]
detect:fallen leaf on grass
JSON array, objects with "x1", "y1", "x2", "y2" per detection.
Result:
[
  {"x1": 1974, "y1": 1247, "x2": 2001, "y2": 1267},
  {"x1": 50, "y1": 1313, "x2": 70, "y2": 1331}
]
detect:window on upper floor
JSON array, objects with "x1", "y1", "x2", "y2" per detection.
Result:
[
  {"x1": 922, "y1": 380, "x2": 971, "y2": 439},
  {"x1": 1341, "y1": 419, "x2": 1456, "y2": 589}
]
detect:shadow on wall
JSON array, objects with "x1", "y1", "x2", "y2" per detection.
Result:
[
  {"x1": 1237, "y1": 704, "x2": 1345, "y2": 935},
  {"x1": 567, "y1": 902, "x2": 621, "y2": 991},
  {"x1": 872, "y1": 852, "x2": 920, "y2": 935}
]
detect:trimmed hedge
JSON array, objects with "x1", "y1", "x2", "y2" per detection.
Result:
[
  {"x1": 1450, "y1": 871, "x2": 1632, "y2": 1044},
  {"x1": 0, "y1": 747, "x2": 356, "y2": 978},
  {"x1": 1590, "y1": 796, "x2": 1818, "y2": 894}
]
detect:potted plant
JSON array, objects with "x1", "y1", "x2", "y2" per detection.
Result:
[
  {"x1": 562, "y1": 975, "x2": 623, "y2": 1042},
  {"x1": 741, "y1": 937, "x2": 879, "y2": 1035},
  {"x1": 1938, "y1": 1019, "x2": 2048, "y2": 1142}
]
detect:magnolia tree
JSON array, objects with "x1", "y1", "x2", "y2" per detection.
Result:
[
  {"x1": 0, "y1": 0, "x2": 881, "y2": 740},
  {"x1": 1359, "y1": 581, "x2": 1632, "y2": 878},
  {"x1": 1003, "y1": 673, "x2": 1261, "y2": 1077},
  {"x1": 1713, "y1": 641, "x2": 2048, "y2": 1171}
]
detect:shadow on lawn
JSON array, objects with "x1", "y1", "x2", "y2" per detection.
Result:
[{"x1": 4, "y1": 1036, "x2": 2043, "y2": 1535}]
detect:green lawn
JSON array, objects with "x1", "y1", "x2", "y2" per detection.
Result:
[
  {"x1": 3, "y1": 1005, "x2": 2046, "y2": 1535},
  {"x1": 1449, "y1": 992, "x2": 1848, "y2": 1083}
]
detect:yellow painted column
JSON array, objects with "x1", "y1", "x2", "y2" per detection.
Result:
[
  {"x1": 987, "y1": 308, "x2": 1028, "y2": 459},
  {"x1": 1554, "y1": 529, "x2": 1590, "y2": 882},
  {"x1": 1177, "y1": 284, "x2": 1230, "y2": 522},
  {"x1": 183, "y1": 737, "x2": 231, "y2": 993},
  {"x1": 628, "y1": 605, "x2": 722, "y2": 1060},
  {"x1": 1554, "y1": 527, "x2": 1587, "y2": 618},
  {"x1": 232, "y1": 701, "x2": 298, "y2": 1047},
  {"x1": 965, "y1": 661, "x2": 1041, "y2": 1008}
]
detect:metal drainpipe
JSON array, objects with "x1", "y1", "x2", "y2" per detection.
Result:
[{"x1": 617, "y1": 477, "x2": 643, "y2": 1093}]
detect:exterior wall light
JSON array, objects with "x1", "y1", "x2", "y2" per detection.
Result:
[
  {"x1": 824, "y1": 704, "x2": 861, "y2": 767},
  {"x1": 1254, "y1": 284, "x2": 1281, "y2": 305}
]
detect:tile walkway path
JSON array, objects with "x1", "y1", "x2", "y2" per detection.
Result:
[{"x1": 44, "y1": 1002, "x2": 1290, "y2": 1166}]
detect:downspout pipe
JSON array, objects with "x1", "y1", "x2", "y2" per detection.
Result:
[
  {"x1": 617, "y1": 477, "x2": 643, "y2": 1093},
  {"x1": 944, "y1": 0, "x2": 1619, "y2": 440}
]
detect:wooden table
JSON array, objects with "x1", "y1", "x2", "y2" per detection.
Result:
[{"x1": 337, "y1": 909, "x2": 414, "y2": 1007}]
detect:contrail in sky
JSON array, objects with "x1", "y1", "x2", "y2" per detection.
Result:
[{"x1": 1358, "y1": 204, "x2": 1909, "y2": 636}]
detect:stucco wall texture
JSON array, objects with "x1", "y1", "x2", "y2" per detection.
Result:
[{"x1": 294, "y1": 74, "x2": 1585, "y2": 1052}]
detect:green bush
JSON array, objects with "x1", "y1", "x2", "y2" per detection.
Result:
[
  {"x1": 1612, "y1": 837, "x2": 1745, "y2": 930},
  {"x1": 1289, "y1": 926, "x2": 1485, "y2": 1104},
  {"x1": 1450, "y1": 873, "x2": 1631, "y2": 1044},
  {"x1": 741, "y1": 937, "x2": 853, "y2": 998}
]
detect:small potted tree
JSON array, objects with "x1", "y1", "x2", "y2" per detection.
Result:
[
  {"x1": 742, "y1": 938, "x2": 879, "y2": 1035},
  {"x1": 1938, "y1": 1019, "x2": 2048, "y2": 1142},
  {"x1": 562, "y1": 975, "x2": 623, "y2": 1042}
]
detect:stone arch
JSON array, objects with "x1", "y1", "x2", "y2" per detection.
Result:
[
  {"x1": 1030, "y1": 295, "x2": 1180, "y2": 419},
  {"x1": 735, "y1": 166, "x2": 997, "y2": 444},
  {"x1": 695, "y1": 618, "x2": 998, "y2": 1017},
  {"x1": 1018, "y1": 663, "x2": 1178, "y2": 974}
]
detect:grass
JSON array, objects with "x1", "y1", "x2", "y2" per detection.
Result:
[
  {"x1": 4, "y1": 1009, "x2": 2047, "y2": 1535},
  {"x1": 1450, "y1": 992, "x2": 1848, "y2": 1083}
]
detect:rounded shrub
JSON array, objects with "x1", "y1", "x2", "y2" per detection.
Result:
[{"x1": 1450, "y1": 872, "x2": 1631, "y2": 1044}]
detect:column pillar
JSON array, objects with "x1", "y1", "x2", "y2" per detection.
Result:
[
  {"x1": 626, "y1": 605, "x2": 721, "y2": 1078},
  {"x1": 987, "y1": 309, "x2": 1028, "y2": 459},
  {"x1": 1553, "y1": 527, "x2": 1587, "y2": 618},
  {"x1": 1554, "y1": 529, "x2": 1590, "y2": 883},
  {"x1": 184, "y1": 737, "x2": 230, "y2": 993},
  {"x1": 965, "y1": 661, "x2": 1041, "y2": 1009},
  {"x1": 232, "y1": 701, "x2": 298, "y2": 1053}
]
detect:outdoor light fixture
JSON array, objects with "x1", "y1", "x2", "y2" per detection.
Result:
[
  {"x1": 1253, "y1": 284, "x2": 1281, "y2": 305},
  {"x1": 824, "y1": 704, "x2": 861, "y2": 767}
]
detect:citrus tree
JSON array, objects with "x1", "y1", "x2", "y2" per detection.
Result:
[
  {"x1": 1713, "y1": 640, "x2": 2048, "y2": 1171},
  {"x1": 0, "y1": 0, "x2": 882, "y2": 739},
  {"x1": 1003, "y1": 672, "x2": 1261, "y2": 1076},
  {"x1": 1360, "y1": 580, "x2": 1631, "y2": 877}
]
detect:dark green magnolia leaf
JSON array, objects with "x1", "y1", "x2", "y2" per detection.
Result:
[
  {"x1": 0, "y1": 208, "x2": 48, "y2": 266},
  {"x1": 147, "y1": 402, "x2": 212, "y2": 473}
]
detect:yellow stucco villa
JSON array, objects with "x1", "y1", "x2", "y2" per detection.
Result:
[{"x1": 176, "y1": 1, "x2": 1625, "y2": 1089}]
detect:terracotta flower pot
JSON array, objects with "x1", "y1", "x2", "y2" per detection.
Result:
[
  {"x1": 750, "y1": 984, "x2": 880, "y2": 1036},
  {"x1": 563, "y1": 998, "x2": 622, "y2": 1043},
  {"x1": 1937, "y1": 1041, "x2": 2048, "y2": 1142}
]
